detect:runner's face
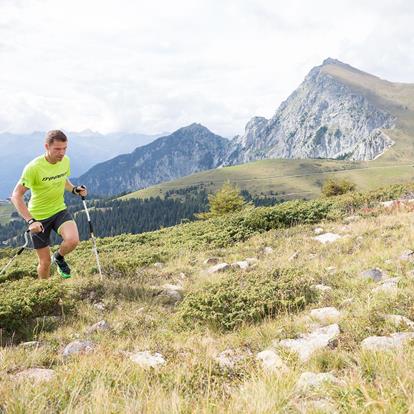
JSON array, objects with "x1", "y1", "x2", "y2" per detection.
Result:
[{"x1": 45, "y1": 141, "x2": 67, "y2": 162}]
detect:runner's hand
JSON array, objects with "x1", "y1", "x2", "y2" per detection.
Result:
[
  {"x1": 29, "y1": 221, "x2": 44, "y2": 233},
  {"x1": 73, "y1": 185, "x2": 88, "y2": 197}
]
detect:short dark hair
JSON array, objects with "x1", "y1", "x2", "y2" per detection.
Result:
[{"x1": 45, "y1": 130, "x2": 67, "y2": 145}]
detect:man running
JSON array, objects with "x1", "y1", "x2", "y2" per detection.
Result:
[{"x1": 11, "y1": 130, "x2": 87, "y2": 279}]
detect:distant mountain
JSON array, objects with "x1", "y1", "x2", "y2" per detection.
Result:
[
  {"x1": 223, "y1": 58, "x2": 399, "y2": 164},
  {"x1": 0, "y1": 130, "x2": 163, "y2": 198},
  {"x1": 78, "y1": 124, "x2": 229, "y2": 196}
]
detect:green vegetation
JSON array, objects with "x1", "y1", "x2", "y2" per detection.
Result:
[
  {"x1": 322, "y1": 177, "x2": 356, "y2": 197},
  {"x1": 179, "y1": 268, "x2": 317, "y2": 330},
  {"x1": 196, "y1": 181, "x2": 248, "y2": 219}
]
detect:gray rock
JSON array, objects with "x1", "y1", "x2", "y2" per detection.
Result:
[
  {"x1": 400, "y1": 250, "x2": 414, "y2": 262},
  {"x1": 231, "y1": 261, "x2": 249, "y2": 270},
  {"x1": 310, "y1": 307, "x2": 341, "y2": 325},
  {"x1": 384, "y1": 314, "x2": 414, "y2": 329},
  {"x1": 372, "y1": 277, "x2": 400, "y2": 293},
  {"x1": 245, "y1": 257, "x2": 258, "y2": 265},
  {"x1": 203, "y1": 257, "x2": 220, "y2": 265},
  {"x1": 14, "y1": 368, "x2": 55, "y2": 383},
  {"x1": 296, "y1": 398, "x2": 338, "y2": 414},
  {"x1": 158, "y1": 284, "x2": 183, "y2": 304},
  {"x1": 278, "y1": 324, "x2": 340, "y2": 362},
  {"x1": 153, "y1": 262, "x2": 164, "y2": 269},
  {"x1": 256, "y1": 350, "x2": 289, "y2": 373},
  {"x1": 86, "y1": 320, "x2": 111, "y2": 334},
  {"x1": 313, "y1": 233, "x2": 342, "y2": 244},
  {"x1": 207, "y1": 263, "x2": 230, "y2": 274},
  {"x1": 360, "y1": 268, "x2": 384, "y2": 282},
  {"x1": 296, "y1": 371, "x2": 343, "y2": 393},
  {"x1": 214, "y1": 349, "x2": 247, "y2": 369},
  {"x1": 62, "y1": 340, "x2": 95, "y2": 357},
  {"x1": 129, "y1": 351, "x2": 165, "y2": 368},
  {"x1": 314, "y1": 227, "x2": 324, "y2": 235},
  {"x1": 263, "y1": 246, "x2": 274, "y2": 254},
  {"x1": 344, "y1": 215, "x2": 361, "y2": 223},
  {"x1": 361, "y1": 332, "x2": 414, "y2": 351},
  {"x1": 93, "y1": 302, "x2": 106, "y2": 311}
]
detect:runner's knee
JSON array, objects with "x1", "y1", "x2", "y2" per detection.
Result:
[
  {"x1": 39, "y1": 256, "x2": 51, "y2": 268},
  {"x1": 65, "y1": 236, "x2": 79, "y2": 249}
]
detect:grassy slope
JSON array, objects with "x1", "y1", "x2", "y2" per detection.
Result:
[{"x1": 3, "y1": 188, "x2": 414, "y2": 411}]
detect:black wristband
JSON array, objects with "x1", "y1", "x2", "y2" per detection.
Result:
[{"x1": 27, "y1": 218, "x2": 36, "y2": 225}]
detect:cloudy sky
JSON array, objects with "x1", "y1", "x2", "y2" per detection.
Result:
[{"x1": 1, "y1": 0, "x2": 413, "y2": 138}]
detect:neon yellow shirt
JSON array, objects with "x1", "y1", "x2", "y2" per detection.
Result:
[{"x1": 20, "y1": 155, "x2": 71, "y2": 220}]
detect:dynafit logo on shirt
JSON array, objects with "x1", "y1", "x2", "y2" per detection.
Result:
[{"x1": 42, "y1": 172, "x2": 67, "y2": 181}]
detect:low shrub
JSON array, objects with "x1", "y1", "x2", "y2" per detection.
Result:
[
  {"x1": 0, "y1": 277, "x2": 71, "y2": 341},
  {"x1": 179, "y1": 268, "x2": 317, "y2": 331}
]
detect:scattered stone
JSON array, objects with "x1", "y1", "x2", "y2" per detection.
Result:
[
  {"x1": 296, "y1": 371, "x2": 343, "y2": 393},
  {"x1": 314, "y1": 227, "x2": 324, "y2": 235},
  {"x1": 384, "y1": 314, "x2": 414, "y2": 329},
  {"x1": 207, "y1": 263, "x2": 230, "y2": 274},
  {"x1": 289, "y1": 251, "x2": 299, "y2": 261},
  {"x1": 86, "y1": 320, "x2": 111, "y2": 334},
  {"x1": 203, "y1": 257, "x2": 220, "y2": 265},
  {"x1": 400, "y1": 250, "x2": 414, "y2": 262},
  {"x1": 326, "y1": 266, "x2": 336, "y2": 274},
  {"x1": 129, "y1": 351, "x2": 166, "y2": 368},
  {"x1": 153, "y1": 262, "x2": 164, "y2": 269},
  {"x1": 14, "y1": 368, "x2": 55, "y2": 383},
  {"x1": 312, "y1": 284, "x2": 333, "y2": 293},
  {"x1": 19, "y1": 341, "x2": 42, "y2": 349},
  {"x1": 158, "y1": 284, "x2": 183, "y2": 304},
  {"x1": 372, "y1": 277, "x2": 400, "y2": 293},
  {"x1": 214, "y1": 349, "x2": 246, "y2": 369},
  {"x1": 93, "y1": 302, "x2": 106, "y2": 311},
  {"x1": 62, "y1": 340, "x2": 95, "y2": 358},
  {"x1": 384, "y1": 259, "x2": 393, "y2": 264},
  {"x1": 179, "y1": 272, "x2": 186, "y2": 279},
  {"x1": 361, "y1": 332, "x2": 414, "y2": 351},
  {"x1": 231, "y1": 261, "x2": 249, "y2": 270},
  {"x1": 340, "y1": 225, "x2": 351, "y2": 232},
  {"x1": 278, "y1": 324, "x2": 340, "y2": 362},
  {"x1": 256, "y1": 349, "x2": 288, "y2": 373},
  {"x1": 313, "y1": 233, "x2": 342, "y2": 244},
  {"x1": 263, "y1": 246, "x2": 274, "y2": 254},
  {"x1": 380, "y1": 200, "x2": 395, "y2": 208},
  {"x1": 360, "y1": 268, "x2": 384, "y2": 282},
  {"x1": 310, "y1": 307, "x2": 341, "y2": 325}
]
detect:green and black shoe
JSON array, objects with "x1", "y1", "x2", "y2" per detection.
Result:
[{"x1": 52, "y1": 251, "x2": 71, "y2": 279}]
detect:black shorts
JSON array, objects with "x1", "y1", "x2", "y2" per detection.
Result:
[{"x1": 31, "y1": 209, "x2": 74, "y2": 249}]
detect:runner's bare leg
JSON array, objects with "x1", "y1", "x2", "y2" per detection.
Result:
[
  {"x1": 36, "y1": 246, "x2": 51, "y2": 279},
  {"x1": 58, "y1": 221, "x2": 79, "y2": 256}
]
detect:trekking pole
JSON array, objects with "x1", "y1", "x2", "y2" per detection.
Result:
[
  {"x1": 81, "y1": 193, "x2": 103, "y2": 280},
  {"x1": 0, "y1": 229, "x2": 31, "y2": 275}
]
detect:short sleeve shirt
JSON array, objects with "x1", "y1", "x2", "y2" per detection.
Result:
[{"x1": 20, "y1": 155, "x2": 71, "y2": 220}]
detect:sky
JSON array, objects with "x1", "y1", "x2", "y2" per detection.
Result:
[{"x1": 1, "y1": 0, "x2": 413, "y2": 138}]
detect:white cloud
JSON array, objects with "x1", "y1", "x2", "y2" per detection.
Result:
[{"x1": 0, "y1": 0, "x2": 413, "y2": 136}]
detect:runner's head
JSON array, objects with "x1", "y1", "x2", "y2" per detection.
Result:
[{"x1": 44, "y1": 130, "x2": 68, "y2": 163}]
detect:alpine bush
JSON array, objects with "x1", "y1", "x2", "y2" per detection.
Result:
[
  {"x1": 179, "y1": 268, "x2": 317, "y2": 331},
  {"x1": 0, "y1": 277, "x2": 71, "y2": 340}
]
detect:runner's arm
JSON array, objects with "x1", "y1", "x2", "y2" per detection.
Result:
[{"x1": 10, "y1": 183, "x2": 33, "y2": 222}]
